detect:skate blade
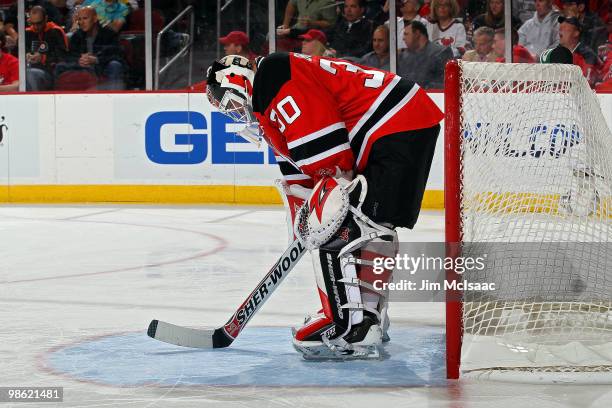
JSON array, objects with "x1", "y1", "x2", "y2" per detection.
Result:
[{"x1": 294, "y1": 343, "x2": 381, "y2": 361}]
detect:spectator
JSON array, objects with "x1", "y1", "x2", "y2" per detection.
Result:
[
  {"x1": 427, "y1": 0, "x2": 467, "y2": 56},
  {"x1": 66, "y1": 2, "x2": 83, "y2": 35},
  {"x1": 513, "y1": 0, "x2": 536, "y2": 23},
  {"x1": 81, "y1": 0, "x2": 129, "y2": 32},
  {"x1": 518, "y1": 0, "x2": 560, "y2": 57},
  {"x1": 366, "y1": 0, "x2": 387, "y2": 26},
  {"x1": 399, "y1": 20, "x2": 453, "y2": 88},
  {"x1": 359, "y1": 24, "x2": 391, "y2": 69},
  {"x1": 25, "y1": 6, "x2": 68, "y2": 91},
  {"x1": 595, "y1": 39, "x2": 611, "y2": 90},
  {"x1": 328, "y1": 0, "x2": 374, "y2": 58},
  {"x1": 299, "y1": 29, "x2": 333, "y2": 56},
  {"x1": 48, "y1": 0, "x2": 72, "y2": 31},
  {"x1": 539, "y1": 43, "x2": 575, "y2": 63},
  {"x1": 0, "y1": 31, "x2": 19, "y2": 92},
  {"x1": 463, "y1": 26, "x2": 497, "y2": 61},
  {"x1": 275, "y1": 0, "x2": 337, "y2": 52},
  {"x1": 0, "y1": 12, "x2": 17, "y2": 53},
  {"x1": 493, "y1": 27, "x2": 537, "y2": 62},
  {"x1": 585, "y1": 0, "x2": 609, "y2": 22},
  {"x1": 56, "y1": 6, "x2": 125, "y2": 89},
  {"x1": 3, "y1": 1, "x2": 63, "y2": 51},
  {"x1": 278, "y1": 0, "x2": 337, "y2": 33},
  {"x1": 560, "y1": 0, "x2": 607, "y2": 53},
  {"x1": 70, "y1": 0, "x2": 136, "y2": 11},
  {"x1": 219, "y1": 31, "x2": 250, "y2": 58},
  {"x1": 121, "y1": 0, "x2": 138, "y2": 11},
  {"x1": 385, "y1": 0, "x2": 429, "y2": 49},
  {"x1": 420, "y1": 0, "x2": 432, "y2": 16},
  {"x1": 558, "y1": 15, "x2": 603, "y2": 86},
  {"x1": 473, "y1": 0, "x2": 521, "y2": 31},
  {"x1": 465, "y1": 0, "x2": 487, "y2": 17},
  {"x1": 5, "y1": 1, "x2": 63, "y2": 28}
]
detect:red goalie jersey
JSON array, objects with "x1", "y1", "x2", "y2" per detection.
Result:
[{"x1": 251, "y1": 52, "x2": 443, "y2": 187}]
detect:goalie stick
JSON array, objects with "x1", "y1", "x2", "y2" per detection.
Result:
[{"x1": 147, "y1": 238, "x2": 307, "y2": 348}]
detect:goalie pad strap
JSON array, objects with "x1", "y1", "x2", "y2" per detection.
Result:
[
  {"x1": 338, "y1": 277, "x2": 387, "y2": 297},
  {"x1": 339, "y1": 230, "x2": 394, "y2": 258},
  {"x1": 340, "y1": 302, "x2": 381, "y2": 319},
  {"x1": 344, "y1": 257, "x2": 375, "y2": 267}
]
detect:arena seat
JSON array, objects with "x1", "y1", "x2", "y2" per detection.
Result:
[{"x1": 54, "y1": 70, "x2": 98, "y2": 91}]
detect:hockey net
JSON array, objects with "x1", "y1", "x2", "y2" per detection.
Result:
[{"x1": 444, "y1": 60, "x2": 612, "y2": 382}]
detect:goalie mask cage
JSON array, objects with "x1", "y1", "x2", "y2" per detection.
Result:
[{"x1": 444, "y1": 60, "x2": 612, "y2": 383}]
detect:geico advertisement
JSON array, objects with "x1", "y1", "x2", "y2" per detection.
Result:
[
  {"x1": 113, "y1": 95, "x2": 281, "y2": 183},
  {"x1": 144, "y1": 111, "x2": 278, "y2": 165}
]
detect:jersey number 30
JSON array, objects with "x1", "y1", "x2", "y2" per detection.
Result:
[
  {"x1": 270, "y1": 58, "x2": 384, "y2": 132},
  {"x1": 270, "y1": 95, "x2": 302, "y2": 132}
]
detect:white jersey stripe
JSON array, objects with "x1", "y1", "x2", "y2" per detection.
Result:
[
  {"x1": 282, "y1": 174, "x2": 312, "y2": 181},
  {"x1": 348, "y1": 75, "x2": 401, "y2": 142},
  {"x1": 295, "y1": 143, "x2": 352, "y2": 167},
  {"x1": 355, "y1": 84, "x2": 421, "y2": 168},
  {"x1": 286, "y1": 122, "x2": 346, "y2": 149}
]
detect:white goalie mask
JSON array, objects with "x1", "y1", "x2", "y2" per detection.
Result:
[{"x1": 206, "y1": 55, "x2": 262, "y2": 145}]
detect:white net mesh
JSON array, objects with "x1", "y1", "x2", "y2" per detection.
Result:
[{"x1": 456, "y1": 62, "x2": 612, "y2": 379}]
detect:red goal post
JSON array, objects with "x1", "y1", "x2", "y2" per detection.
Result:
[{"x1": 444, "y1": 60, "x2": 463, "y2": 380}]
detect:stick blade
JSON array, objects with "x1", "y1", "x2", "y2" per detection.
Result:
[{"x1": 147, "y1": 319, "x2": 215, "y2": 349}]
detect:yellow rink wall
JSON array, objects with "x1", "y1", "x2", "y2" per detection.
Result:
[
  {"x1": 0, "y1": 91, "x2": 609, "y2": 208},
  {"x1": 0, "y1": 185, "x2": 445, "y2": 207}
]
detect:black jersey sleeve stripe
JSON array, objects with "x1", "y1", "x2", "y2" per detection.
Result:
[
  {"x1": 288, "y1": 127, "x2": 350, "y2": 164},
  {"x1": 349, "y1": 78, "x2": 416, "y2": 156},
  {"x1": 252, "y1": 53, "x2": 292, "y2": 114},
  {"x1": 277, "y1": 160, "x2": 302, "y2": 176}
]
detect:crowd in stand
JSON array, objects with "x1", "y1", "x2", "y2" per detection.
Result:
[
  {"x1": 1, "y1": 0, "x2": 611, "y2": 92},
  {"x1": 266, "y1": 0, "x2": 611, "y2": 90},
  {"x1": 0, "y1": 0, "x2": 197, "y2": 91}
]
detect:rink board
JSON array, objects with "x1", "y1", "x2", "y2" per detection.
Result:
[{"x1": 0, "y1": 91, "x2": 609, "y2": 207}]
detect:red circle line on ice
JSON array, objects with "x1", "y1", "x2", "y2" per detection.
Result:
[{"x1": 0, "y1": 216, "x2": 228, "y2": 284}]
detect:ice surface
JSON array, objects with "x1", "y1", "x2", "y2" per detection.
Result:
[{"x1": 1, "y1": 205, "x2": 611, "y2": 407}]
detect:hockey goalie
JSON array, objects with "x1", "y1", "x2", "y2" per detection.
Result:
[{"x1": 206, "y1": 53, "x2": 442, "y2": 360}]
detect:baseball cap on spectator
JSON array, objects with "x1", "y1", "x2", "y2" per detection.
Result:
[
  {"x1": 540, "y1": 45, "x2": 574, "y2": 64},
  {"x1": 299, "y1": 29, "x2": 327, "y2": 44},
  {"x1": 219, "y1": 31, "x2": 249, "y2": 46},
  {"x1": 558, "y1": 16, "x2": 583, "y2": 31}
]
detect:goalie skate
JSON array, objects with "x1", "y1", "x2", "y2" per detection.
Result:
[{"x1": 292, "y1": 312, "x2": 384, "y2": 361}]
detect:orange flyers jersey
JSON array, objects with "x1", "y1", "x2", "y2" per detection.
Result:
[{"x1": 251, "y1": 52, "x2": 443, "y2": 186}]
